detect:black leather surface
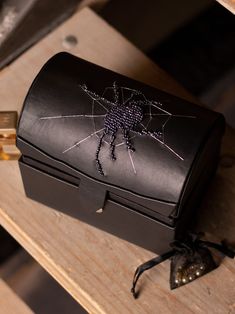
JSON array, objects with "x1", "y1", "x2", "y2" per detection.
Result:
[{"x1": 17, "y1": 52, "x2": 224, "y2": 204}]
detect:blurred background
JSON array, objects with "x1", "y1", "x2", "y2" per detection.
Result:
[{"x1": 0, "y1": 0, "x2": 234, "y2": 313}]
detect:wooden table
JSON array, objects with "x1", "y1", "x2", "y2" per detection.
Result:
[
  {"x1": 217, "y1": 0, "x2": 235, "y2": 14},
  {"x1": 0, "y1": 7, "x2": 235, "y2": 314}
]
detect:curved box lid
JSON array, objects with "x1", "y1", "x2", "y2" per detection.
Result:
[{"x1": 17, "y1": 52, "x2": 224, "y2": 207}]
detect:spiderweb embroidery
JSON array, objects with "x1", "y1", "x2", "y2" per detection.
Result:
[{"x1": 40, "y1": 82, "x2": 196, "y2": 176}]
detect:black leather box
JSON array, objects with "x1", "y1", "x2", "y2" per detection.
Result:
[{"x1": 17, "y1": 53, "x2": 225, "y2": 254}]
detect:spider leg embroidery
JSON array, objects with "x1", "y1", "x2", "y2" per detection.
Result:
[
  {"x1": 63, "y1": 128, "x2": 104, "y2": 153},
  {"x1": 120, "y1": 86, "x2": 143, "y2": 106},
  {"x1": 143, "y1": 99, "x2": 153, "y2": 129},
  {"x1": 123, "y1": 92, "x2": 139, "y2": 105},
  {"x1": 115, "y1": 134, "x2": 136, "y2": 147},
  {"x1": 95, "y1": 131, "x2": 107, "y2": 175},
  {"x1": 147, "y1": 101, "x2": 171, "y2": 115},
  {"x1": 79, "y1": 84, "x2": 113, "y2": 111},
  {"x1": 134, "y1": 124, "x2": 184, "y2": 161},
  {"x1": 39, "y1": 114, "x2": 105, "y2": 120},
  {"x1": 160, "y1": 115, "x2": 171, "y2": 143},
  {"x1": 121, "y1": 87, "x2": 125, "y2": 105},
  {"x1": 123, "y1": 129, "x2": 135, "y2": 152},
  {"x1": 120, "y1": 87, "x2": 148, "y2": 100},
  {"x1": 139, "y1": 123, "x2": 163, "y2": 141},
  {"x1": 90, "y1": 96, "x2": 110, "y2": 146},
  {"x1": 113, "y1": 81, "x2": 119, "y2": 104},
  {"x1": 110, "y1": 133, "x2": 117, "y2": 160}
]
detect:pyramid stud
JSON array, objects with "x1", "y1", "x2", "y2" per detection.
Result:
[{"x1": 96, "y1": 208, "x2": 104, "y2": 214}]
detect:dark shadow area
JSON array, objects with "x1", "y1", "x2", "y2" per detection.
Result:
[
  {"x1": 0, "y1": 227, "x2": 20, "y2": 264},
  {"x1": 195, "y1": 128, "x2": 235, "y2": 246},
  {"x1": 149, "y1": 3, "x2": 235, "y2": 96}
]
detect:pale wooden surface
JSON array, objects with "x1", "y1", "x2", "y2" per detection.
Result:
[
  {"x1": 0, "y1": 7, "x2": 235, "y2": 314},
  {"x1": 0, "y1": 279, "x2": 34, "y2": 314},
  {"x1": 217, "y1": 0, "x2": 235, "y2": 14}
]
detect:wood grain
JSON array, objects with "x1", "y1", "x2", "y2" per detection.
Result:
[
  {"x1": 217, "y1": 0, "x2": 235, "y2": 14},
  {"x1": 0, "y1": 279, "x2": 34, "y2": 314},
  {"x1": 0, "y1": 7, "x2": 235, "y2": 314}
]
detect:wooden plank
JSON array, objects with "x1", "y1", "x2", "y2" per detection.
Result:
[
  {"x1": 0, "y1": 7, "x2": 235, "y2": 314},
  {"x1": 216, "y1": 0, "x2": 235, "y2": 14},
  {"x1": 0, "y1": 279, "x2": 34, "y2": 314}
]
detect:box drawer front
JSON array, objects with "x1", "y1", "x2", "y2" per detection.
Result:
[{"x1": 19, "y1": 160, "x2": 175, "y2": 254}]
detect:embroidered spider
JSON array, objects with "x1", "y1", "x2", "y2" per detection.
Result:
[
  {"x1": 80, "y1": 82, "x2": 166, "y2": 175},
  {"x1": 40, "y1": 82, "x2": 196, "y2": 176}
]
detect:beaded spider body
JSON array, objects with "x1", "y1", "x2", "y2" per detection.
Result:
[{"x1": 80, "y1": 82, "x2": 164, "y2": 175}]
